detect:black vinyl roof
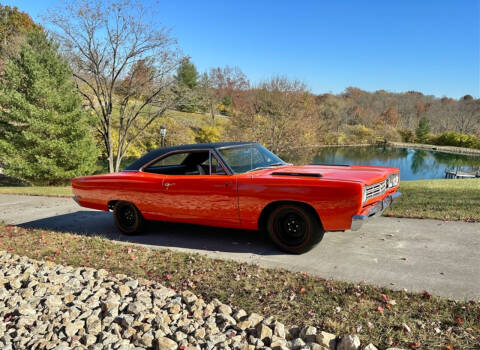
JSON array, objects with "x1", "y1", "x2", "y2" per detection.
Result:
[{"x1": 123, "y1": 142, "x2": 256, "y2": 171}]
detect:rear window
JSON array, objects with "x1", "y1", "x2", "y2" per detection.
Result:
[{"x1": 147, "y1": 153, "x2": 188, "y2": 167}]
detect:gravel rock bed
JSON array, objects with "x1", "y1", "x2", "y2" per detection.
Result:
[{"x1": 0, "y1": 252, "x2": 393, "y2": 350}]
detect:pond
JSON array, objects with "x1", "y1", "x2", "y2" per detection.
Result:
[{"x1": 281, "y1": 146, "x2": 480, "y2": 181}]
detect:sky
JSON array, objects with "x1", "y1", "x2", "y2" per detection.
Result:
[{"x1": 6, "y1": 0, "x2": 480, "y2": 98}]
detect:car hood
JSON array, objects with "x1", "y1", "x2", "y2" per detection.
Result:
[{"x1": 256, "y1": 164, "x2": 398, "y2": 185}]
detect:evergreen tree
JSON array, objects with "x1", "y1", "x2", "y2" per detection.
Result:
[
  {"x1": 175, "y1": 58, "x2": 198, "y2": 89},
  {"x1": 415, "y1": 116, "x2": 430, "y2": 143},
  {"x1": 174, "y1": 59, "x2": 200, "y2": 113},
  {"x1": 0, "y1": 30, "x2": 98, "y2": 184}
]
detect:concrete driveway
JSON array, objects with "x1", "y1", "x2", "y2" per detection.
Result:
[{"x1": 0, "y1": 194, "x2": 479, "y2": 301}]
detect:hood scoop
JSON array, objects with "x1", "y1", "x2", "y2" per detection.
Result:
[{"x1": 271, "y1": 172, "x2": 322, "y2": 178}]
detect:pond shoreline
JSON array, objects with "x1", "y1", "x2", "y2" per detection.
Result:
[
  {"x1": 389, "y1": 142, "x2": 480, "y2": 156},
  {"x1": 293, "y1": 142, "x2": 480, "y2": 157}
]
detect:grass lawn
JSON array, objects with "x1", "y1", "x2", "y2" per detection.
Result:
[
  {"x1": 384, "y1": 179, "x2": 480, "y2": 222},
  {"x1": 0, "y1": 186, "x2": 72, "y2": 197},
  {"x1": 0, "y1": 223, "x2": 478, "y2": 349}
]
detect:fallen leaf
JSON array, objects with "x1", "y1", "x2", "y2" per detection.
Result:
[
  {"x1": 381, "y1": 294, "x2": 388, "y2": 302},
  {"x1": 455, "y1": 315, "x2": 463, "y2": 326},
  {"x1": 377, "y1": 306, "x2": 384, "y2": 313},
  {"x1": 422, "y1": 290, "x2": 431, "y2": 299}
]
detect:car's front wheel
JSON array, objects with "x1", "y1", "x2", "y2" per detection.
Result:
[
  {"x1": 267, "y1": 204, "x2": 324, "y2": 254},
  {"x1": 113, "y1": 201, "x2": 144, "y2": 235}
]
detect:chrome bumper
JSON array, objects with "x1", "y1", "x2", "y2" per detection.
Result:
[{"x1": 351, "y1": 192, "x2": 402, "y2": 231}]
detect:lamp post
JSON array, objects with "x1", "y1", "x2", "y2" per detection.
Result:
[{"x1": 159, "y1": 125, "x2": 167, "y2": 147}]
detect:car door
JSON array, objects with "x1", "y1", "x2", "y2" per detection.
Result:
[{"x1": 144, "y1": 149, "x2": 240, "y2": 227}]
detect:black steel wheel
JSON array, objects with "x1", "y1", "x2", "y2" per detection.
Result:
[
  {"x1": 267, "y1": 204, "x2": 324, "y2": 254},
  {"x1": 113, "y1": 201, "x2": 144, "y2": 235}
]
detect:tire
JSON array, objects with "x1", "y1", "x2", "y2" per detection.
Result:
[
  {"x1": 113, "y1": 201, "x2": 144, "y2": 235},
  {"x1": 266, "y1": 204, "x2": 324, "y2": 254}
]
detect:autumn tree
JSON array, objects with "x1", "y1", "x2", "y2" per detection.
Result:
[
  {"x1": 205, "y1": 66, "x2": 249, "y2": 121},
  {"x1": 0, "y1": 5, "x2": 39, "y2": 71},
  {"x1": 231, "y1": 77, "x2": 315, "y2": 153},
  {"x1": 47, "y1": 0, "x2": 182, "y2": 172},
  {"x1": 0, "y1": 5, "x2": 37, "y2": 49}
]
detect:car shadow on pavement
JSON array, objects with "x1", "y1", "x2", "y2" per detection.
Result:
[{"x1": 18, "y1": 210, "x2": 282, "y2": 256}]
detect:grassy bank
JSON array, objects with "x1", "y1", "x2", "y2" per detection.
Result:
[
  {"x1": 0, "y1": 223, "x2": 478, "y2": 349},
  {"x1": 383, "y1": 179, "x2": 480, "y2": 222},
  {"x1": 1, "y1": 179, "x2": 479, "y2": 222},
  {"x1": 0, "y1": 186, "x2": 72, "y2": 197}
]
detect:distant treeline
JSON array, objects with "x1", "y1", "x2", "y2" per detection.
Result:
[{"x1": 0, "y1": 2, "x2": 478, "y2": 185}]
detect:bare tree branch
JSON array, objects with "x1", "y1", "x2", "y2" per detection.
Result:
[{"x1": 45, "y1": 0, "x2": 182, "y2": 172}]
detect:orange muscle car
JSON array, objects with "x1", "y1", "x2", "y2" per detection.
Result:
[{"x1": 72, "y1": 142, "x2": 401, "y2": 253}]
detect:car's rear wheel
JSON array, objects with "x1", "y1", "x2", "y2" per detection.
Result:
[
  {"x1": 113, "y1": 201, "x2": 144, "y2": 235},
  {"x1": 267, "y1": 204, "x2": 324, "y2": 254}
]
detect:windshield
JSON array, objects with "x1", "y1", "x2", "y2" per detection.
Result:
[{"x1": 217, "y1": 144, "x2": 286, "y2": 173}]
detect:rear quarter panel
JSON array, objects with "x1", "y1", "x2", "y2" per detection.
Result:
[
  {"x1": 237, "y1": 175, "x2": 363, "y2": 231},
  {"x1": 71, "y1": 172, "x2": 165, "y2": 216}
]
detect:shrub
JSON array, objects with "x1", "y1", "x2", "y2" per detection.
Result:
[
  {"x1": 195, "y1": 125, "x2": 221, "y2": 143},
  {"x1": 434, "y1": 131, "x2": 480, "y2": 149},
  {"x1": 399, "y1": 129, "x2": 415, "y2": 143},
  {"x1": 375, "y1": 125, "x2": 402, "y2": 142},
  {"x1": 343, "y1": 125, "x2": 376, "y2": 144}
]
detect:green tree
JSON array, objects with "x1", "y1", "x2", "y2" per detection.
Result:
[
  {"x1": 0, "y1": 30, "x2": 98, "y2": 184},
  {"x1": 175, "y1": 58, "x2": 198, "y2": 89},
  {"x1": 415, "y1": 116, "x2": 430, "y2": 143},
  {"x1": 173, "y1": 58, "x2": 200, "y2": 113}
]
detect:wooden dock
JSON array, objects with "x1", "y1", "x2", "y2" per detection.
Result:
[{"x1": 445, "y1": 169, "x2": 480, "y2": 179}]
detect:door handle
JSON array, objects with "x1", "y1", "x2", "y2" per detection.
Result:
[{"x1": 164, "y1": 182, "x2": 175, "y2": 188}]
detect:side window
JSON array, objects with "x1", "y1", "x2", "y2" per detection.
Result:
[
  {"x1": 200, "y1": 154, "x2": 227, "y2": 175},
  {"x1": 147, "y1": 153, "x2": 187, "y2": 167},
  {"x1": 211, "y1": 156, "x2": 227, "y2": 175},
  {"x1": 220, "y1": 147, "x2": 265, "y2": 172}
]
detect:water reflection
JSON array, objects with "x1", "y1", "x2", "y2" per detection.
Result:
[
  {"x1": 280, "y1": 146, "x2": 480, "y2": 181},
  {"x1": 410, "y1": 150, "x2": 427, "y2": 174}
]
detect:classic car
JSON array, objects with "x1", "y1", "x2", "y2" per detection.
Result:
[{"x1": 72, "y1": 142, "x2": 401, "y2": 254}]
